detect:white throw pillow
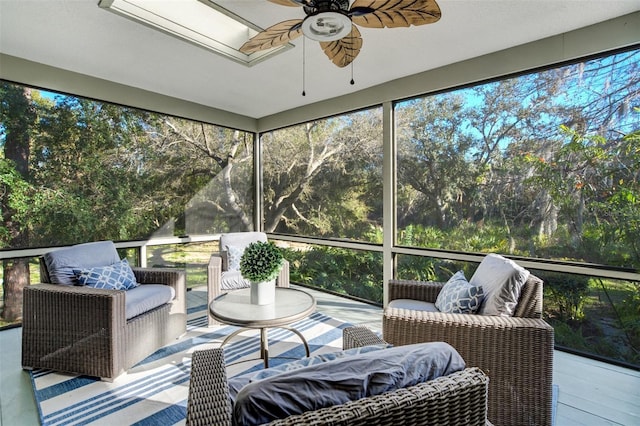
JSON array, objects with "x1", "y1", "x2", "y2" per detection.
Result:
[
  {"x1": 470, "y1": 254, "x2": 530, "y2": 316},
  {"x1": 226, "y1": 245, "x2": 243, "y2": 271}
]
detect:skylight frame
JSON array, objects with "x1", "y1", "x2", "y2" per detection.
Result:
[{"x1": 98, "y1": 0, "x2": 293, "y2": 67}]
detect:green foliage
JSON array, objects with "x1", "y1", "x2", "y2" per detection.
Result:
[
  {"x1": 397, "y1": 256, "x2": 438, "y2": 281},
  {"x1": 618, "y1": 282, "x2": 640, "y2": 359},
  {"x1": 287, "y1": 246, "x2": 383, "y2": 303},
  {"x1": 524, "y1": 124, "x2": 640, "y2": 268},
  {"x1": 550, "y1": 321, "x2": 593, "y2": 351},
  {"x1": 0, "y1": 159, "x2": 33, "y2": 244},
  {"x1": 398, "y1": 222, "x2": 513, "y2": 254},
  {"x1": 537, "y1": 270, "x2": 590, "y2": 321},
  {"x1": 398, "y1": 224, "x2": 446, "y2": 248},
  {"x1": 1, "y1": 83, "x2": 255, "y2": 249},
  {"x1": 397, "y1": 256, "x2": 474, "y2": 282},
  {"x1": 589, "y1": 129, "x2": 640, "y2": 267},
  {"x1": 540, "y1": 275, "x2": 640, "y2": 365},
  {"x1": 592, "y1": 278, "x2": 640, "y2": 364},
  {"x1": 240, "y1": 241, "x2": 284, "y2": 283}
]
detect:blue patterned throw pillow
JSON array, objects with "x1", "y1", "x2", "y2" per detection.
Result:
[
  {"x1": 74, "y1": 258, "x2": 138, "y2": 290},
  {"x1": 435, "y1": 270, "x2": 484, "y2": 314}
]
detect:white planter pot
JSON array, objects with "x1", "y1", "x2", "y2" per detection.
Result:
[{"x1": 250, "y1": 280, "x2": 276, "y2": 305}]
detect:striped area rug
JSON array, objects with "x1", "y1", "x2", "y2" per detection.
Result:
[{"x1": 29, "y1": 304, "x2": 351, "y2": 425}]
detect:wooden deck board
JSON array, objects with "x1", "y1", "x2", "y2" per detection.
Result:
[
  {"x1": 553, "y1": 350, "x2": 640, "y2": 425},
  {"x1": 555, "y1": 368, "x2": 640, "y2": 407},
  {"x1": 555, "y1": 404, "x2": 619, "y2": 426}
]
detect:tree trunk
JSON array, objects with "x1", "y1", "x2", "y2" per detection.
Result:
[
  {"x1": 571, "y1": 191, "x2": 585, "y2": 248},
  {"x1": 2, "y1": 259, "x2": 29, "y2": 321},
  {"x1": 222, "y1": 130, "x2": 252, "y2": 231},
  {"x1": 535, "y1": 190, "x2": 558, "y2": 239}
]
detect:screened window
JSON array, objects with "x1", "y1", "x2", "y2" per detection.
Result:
[
  {"x1": 394, "y1": 48, "x2": 640, "y2": 367},
  {"x1": 261, "y1": 107, "x2": 383, "y2": 242},
  {"x1": 0, "y1": 82, "x2": 255, "y2": 250},
  {"x1": 395, "y1": 49, "x2": 640, "y2": 270}
]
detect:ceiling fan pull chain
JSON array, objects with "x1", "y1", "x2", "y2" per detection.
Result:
[
  {"x1": 350, "y1": 60, "x2": 355, "y2": 86},
  {"x1": 302, "y1": 36, "x2": 307, "y2": 96}
]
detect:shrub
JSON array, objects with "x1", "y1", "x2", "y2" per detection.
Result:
[{"x1": 536, "y1": 270, "x2": 590, "y2": 321}]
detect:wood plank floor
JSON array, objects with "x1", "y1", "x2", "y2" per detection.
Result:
[
  {"x1": 553, "y1": 350, "x2": 640, "y2": 425},
  {"x1": 1, "y1": 285, "x2": 638, "y2": 426}
]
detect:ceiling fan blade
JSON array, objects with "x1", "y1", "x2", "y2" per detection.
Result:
[
  {"x1": 239, "y1": 19, "x2": 303, "y2": 54},
  {"x1": 350, "y1": 0, "x2": 441, "y2": 28},
  {"x1": 268, "y1": 0, "x2": 307, "y2": 7},
  {"x1": 320, "y1": 25, "x2": 363, "y2": 68}
]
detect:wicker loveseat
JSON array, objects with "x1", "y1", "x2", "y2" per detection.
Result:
[
  {"x1": 22, "y1": 241, "x2": 187, "y2": 381},
  {"x1": 186, "y1": 326, "x2": 490, "y2": 426},
  {"x1": 383, "y1": 270, "x2": 554, "y2": 426}
]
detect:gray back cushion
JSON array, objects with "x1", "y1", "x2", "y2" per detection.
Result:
[
  {"x1": 470, "y1": 253, "x2": 530, "y2": 316},
  {"x1": 220, "y1": 232, "x2": 267, "y2": 252},
  {"x1": 43, "y1": 241, "x2": 120, "y2": 285},
  {"x1": 220, "y1": 232, "x2": 268, "y2": 271}
]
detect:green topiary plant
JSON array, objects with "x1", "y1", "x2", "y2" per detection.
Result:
[{"x1": 240, "y1": 241, "x2": 284, "y2": 283}]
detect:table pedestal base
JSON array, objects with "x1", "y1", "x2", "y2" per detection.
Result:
[{"x1": 220, "y1": 326, "x2": 310, "y2": 368}]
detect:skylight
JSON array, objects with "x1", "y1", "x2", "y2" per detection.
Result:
[{"x1": 98, "y1": 0, "x2": 292, "y2": 66}]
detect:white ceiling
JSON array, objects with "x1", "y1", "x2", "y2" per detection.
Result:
[{"x1": 1, "y1": 0, "x2": 639, "y2": 119}]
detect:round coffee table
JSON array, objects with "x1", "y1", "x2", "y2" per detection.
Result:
[{"x1": 209, "y1": 287, "x2": 316, "y2": 368}]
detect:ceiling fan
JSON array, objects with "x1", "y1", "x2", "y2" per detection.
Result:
[{"x1": 239, "y1": 0, "x2": 442, "y2": 68}]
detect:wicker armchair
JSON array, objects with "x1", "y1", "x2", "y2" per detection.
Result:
[
  {"x1": 207, "y1": 232, "x2": 289, "y2": 326},
  {"x1": 186, "y1": 326, "x2": 490, "y2": 426},
  {"x1": 22, "y1": 244, "x2": 186, "y2": 381},
  {"x1": 383, "y1": 274, "x2": 554, "y2": 426}
]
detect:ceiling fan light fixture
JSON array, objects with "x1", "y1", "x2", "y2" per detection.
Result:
[{"x1": 301, "y1": 11, "x2": 351, "y2": 42}]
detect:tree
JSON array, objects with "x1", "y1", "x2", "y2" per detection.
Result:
[
  {"x1": 262, "y1": 109, "x2": 382, "y2": 239},
  {"x1": 395, "y1": 48, "x2": 639, "y2": 263},
  {"x1": 157, "y1": 120, "x2": 254, "y2": 233},
  {"x1": 524, "y1": 51, "x2": 640, "y2": 265},
  {"x1": 0, "y1": 83, "x2": 37, "y2": 321},
  {"x1": 396, "y1": 93, "x2": 475, "y2": 229}
]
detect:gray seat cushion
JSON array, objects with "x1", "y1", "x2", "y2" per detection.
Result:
[
  {"x1": 230, "y1": 341, "x2": 465, "y2": 425},
  {"x1": 125, "y1": 284, "x2": 175, "y2": 320},
  {"x1": 388, "y1": 298, "x2": 440, "y2": 312},
  {"x1": 43, "y1": 241, "x2": 120, "y2": 285}
]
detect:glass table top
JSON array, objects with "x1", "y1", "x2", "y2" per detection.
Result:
[{"x1": 209, "y1": 287, "x2": 316, "y2": 327}]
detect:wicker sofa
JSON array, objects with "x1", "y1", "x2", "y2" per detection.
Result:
[
  {"x1": 186, "y1": 326, "x2": 490, "y2": 426},
  {"x1": 207, "y1": 232, "x2": 289, "y2": 326},
  {"x1": 383, "y1": 273, "x2": 554, "y2": 426},
  {"x1": 22, "y1": 241, "x2": 187, "y2": 381}
]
